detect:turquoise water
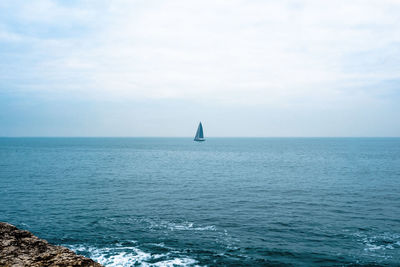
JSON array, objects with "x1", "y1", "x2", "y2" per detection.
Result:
[{"x1": 1, "y1": 138, "x2": 400, "y2": 266}]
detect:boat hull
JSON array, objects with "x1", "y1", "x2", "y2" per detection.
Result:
[{"x1": 194, "y1": 138, "x2": 205, "y2": 142}]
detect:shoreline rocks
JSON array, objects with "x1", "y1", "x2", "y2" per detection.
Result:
[{"x1": 0, "y1": 222, "x2": 103, "y2": 267}]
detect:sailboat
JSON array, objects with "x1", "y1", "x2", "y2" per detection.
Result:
[{"x1": 194, "y1": 122, "x2": 205, "y2": 142}]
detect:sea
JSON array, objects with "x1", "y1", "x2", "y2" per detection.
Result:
[{"x1": 1, "y1": 138, "x2": 400, "y2": 266}]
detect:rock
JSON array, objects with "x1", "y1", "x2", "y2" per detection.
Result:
[{"x1": 0, "y1": 222, "x2": 103, "y2": 267}]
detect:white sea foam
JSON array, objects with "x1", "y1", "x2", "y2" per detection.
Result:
[
  {"x1": 147, "y1": 220, "x2": 216, "y2": 232},
  {"x1": 68, "y1": 244, "x2": 200, "y2": 267},
  {"x1": 65, "y1": 219, "x2": 221, "y2": 266},
  {"x1": 354, "y1": 232, "x2": 400, "y2": 253},
  {"x1": 164, "y1": 222, "x2": 216, "y2": 232},
  {"x1": 364, "y1": 244, "x2": 387, "y2": 251}
]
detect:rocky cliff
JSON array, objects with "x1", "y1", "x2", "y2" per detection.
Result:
[{"x1": 0, "y1": 222, "x2": 103, "y2": 267}]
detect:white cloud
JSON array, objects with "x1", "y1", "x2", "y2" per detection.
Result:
[{"x1": 1, "y1": 0, "x2": 400, "y2": 107}]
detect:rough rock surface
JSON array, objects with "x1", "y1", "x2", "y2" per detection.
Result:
[{"x1": 0, "y1": 222, "x2": 103, "y2": 267}]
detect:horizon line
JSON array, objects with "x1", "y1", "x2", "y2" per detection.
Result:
[{"x1": 0, "y1": 136, "x2": 399, "y2": 138}]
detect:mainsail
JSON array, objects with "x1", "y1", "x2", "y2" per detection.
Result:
[{"x1": 194, "y1": 122, "x2": 205, "y2": 141}]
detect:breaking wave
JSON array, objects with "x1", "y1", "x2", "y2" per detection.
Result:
[{"x1": 68, "y1": 243, "x2": 200, "y2": 267}]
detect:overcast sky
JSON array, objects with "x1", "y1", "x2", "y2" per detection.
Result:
[{"x1": 0, "y1": 0, "x2": 399, "y2": 137}]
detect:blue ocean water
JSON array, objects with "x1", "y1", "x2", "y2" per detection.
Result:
[{"x1": 1, "y1": 138, "x2": 400, "y2": 266}]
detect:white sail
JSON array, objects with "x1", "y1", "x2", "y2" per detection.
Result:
[{"x1": 194, "y1": 122, "x2": 205, "y2": 141}]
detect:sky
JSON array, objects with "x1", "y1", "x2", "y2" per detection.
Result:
[{"x1": 0, "y1": 0, "x2": 399, "y2": 137}]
